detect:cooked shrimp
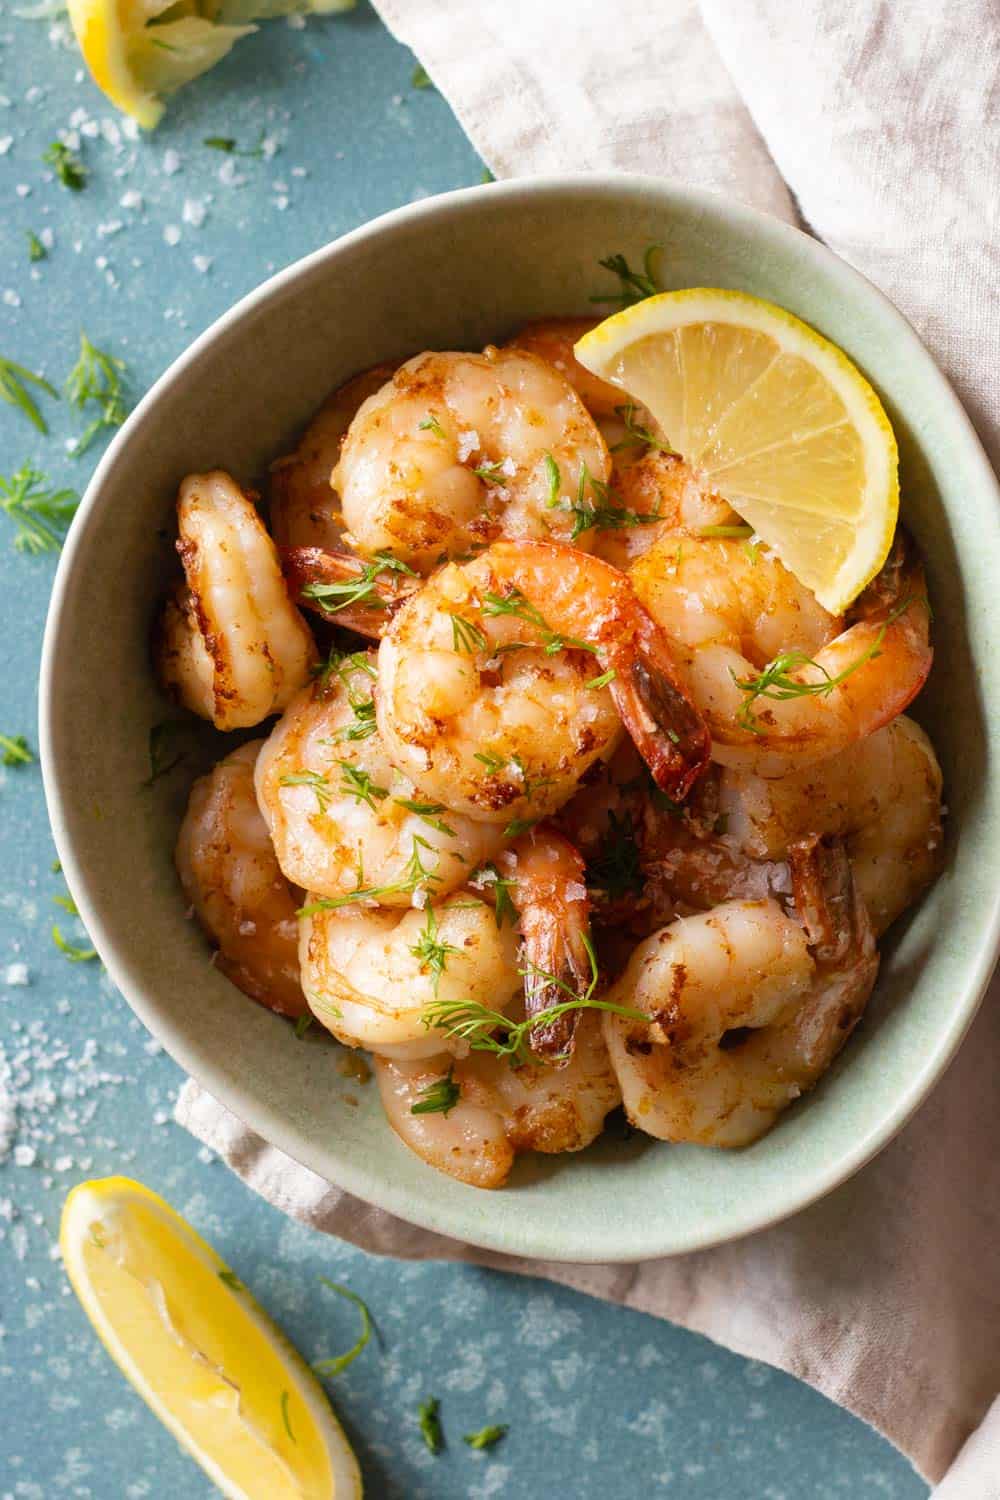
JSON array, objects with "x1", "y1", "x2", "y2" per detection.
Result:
[
  {"x1": 504, "y1": 318, "x2": 624, "y2": 418},
  {"x1": 300, "y1": 895, "x2": 520, "y2": 1059},
  {"x1": 175, "y1": 741, "x2": 306, "y2": 1019},
  {"x1": 155, "y1": 472, "x2": 317, "y2": 731},
  {"x1": 376, "y1": 540, "x2": 709, "y2": 825},
  {"x1": 269, "y1": 366, "x2": 394, "y2": 550},
  {"x1": 719, "y1": 714, "x2": 943, "y2": 934},
  {"x1": 603, "y1": 840, "x2": 878, "y2": 1146},
  {"x1": 255, "y1": 652, "x2": 505, "y2": 904},
  {"x1": 632, "y1": 528, "x2": 932, "y2": 775},
  {"x1": 333, "y1": 348, "x2": 612, "y2": 570},
  {"x1": 595, "y1": 450, "x2": 738, "y2": 571},
  {"x1": 373, "y1": 1010, "x2": 621, "y2": 1188}
]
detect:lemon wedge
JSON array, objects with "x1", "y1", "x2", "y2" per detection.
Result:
[
  {"x1": 575, "y1": 289, "x2": 899, "y2": 614},
  {"x1": 67, "y1": 0, "x2": 355, "y2": 129},
  {"x1": 61, "y1": 1177, "x2": 362, "y2": 1500}
]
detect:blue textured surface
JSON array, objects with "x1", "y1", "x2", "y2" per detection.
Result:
[{"x1": 0, "y1": 7, "x2": 930, "y2": 1496}]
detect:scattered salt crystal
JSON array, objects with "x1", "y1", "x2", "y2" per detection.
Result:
[
  {"x1": 13, "y1": 1145, "x2": 35, "y2": 1168},
  {"x1": 152, "y1": 1109, "x2": 169, "y2": 1126},
  {"x1": 25, "y1": 85, "x2": 44, "y2": 104},
  {"x1": 142, "y1": 1038, "x2": 162, "y2": 1057},
  {"x1": 80, "y1": 119, "x2": 100, "y2": 139},
  {"x1": 273, "y1": 195, "x2": 289, "y2": 211},
  {"x1": 39, "y1": 228, "x2": 54, "y2": 250},
  {"x1": 15, "y1": 184, "x2": 31, "y2": 198},
  {"x1": 192, "y1": 255, "x2": 213, "y2": 275},
  {"x1": 218, "y1": 158, "x2": 246, "y2": 188},
  {"x1": 95, "y1": 255, "x2": 108, "y2": 269},
  {"x1": 53, "y1": 1155, "x2": 73, "y2": 1172},
  {"x1": 0, "y1": 136, "x2": 12, "y2": 155},
  {"x1": 100, "y1": 117, "x2": 121, "y2": 149},
  {"x1": 121, "y1": 117, "x2": 139, "y2": 142},
  {"x1": 261, "y1": 135, "x2": 279, "y2": 160},
  {"x1": 291, "y1": 166, "x2": 308, "y2": 178},
  {"x1": 4, "y1": 964, "x2": 29, "y2": 987},
  {"x1": 119, "y1": 188, "x2": 143, "y2": 210},
  {"x1": 412, "y1": 888, "x2": 429, "y2": 910},
  {"x1": 182, "y1": 196, "x2": 207, "y2": 228},
  {"x1": 457, "y1": 429, "x2": 480, "y2": 461},
  {"x1": 499, "y1": 456, "x2": 517, "y2": 478},
  {"x1": 197, "y1": 1147, "x2": 213, "y2": 1164},
  {"x1": 48, "y1": 1243, "x2": 62, "y2": 1261},
  {"x1": 0, "y1": 1086, "x2": 15, "y2": 1161},
  {"x1": 3, "y1": 290, "x2": 21, "y2": 308},
  {"x1": 163, "y1": 224, "x2": 181, "y2": 247},
  {"x1": 566, "y1": 881, "x2": 588, "y2": 903},
  {"x1": 11, "y1": 1224, "x2": 28, "y2": 1260},
  {"x1": 162, "y1": 148, "x2": 181, "y2": 176},
  {"x1": 97, "y1": 220, "x2": 123, "y2": 238}
]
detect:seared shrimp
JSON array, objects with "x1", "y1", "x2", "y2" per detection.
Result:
[
  {"x1": 376, "y1": 540, "x2": 709, "y2": 826},
  {"x1": 633, "y1": 528, "x2": 932, "y2": 775},
  {"x1": 603, "y1": 840, "x2": 878, "y2": 1146},
  {"x1": 504, "y1": 823, "x2": 592, "y2": 1056},
  {"x1": 175, "y1": 741, "x2": 306, "y2": 1019},
  {"x1": 719, "y1": 714, "x2": 943, "y2": 934},
  {"x1": 156, "y1": 472, "x2": 317, "y2": 731},
  {"x1": 504, "y1": 318, "x2": 624, "y2": 419},
  {"x1": 300, "y1": 895, "x2": 520, "y2": 1059},
  {"x1": 269, "y1": 366, "x2": 394, "y2": 551},
  {"x1": 374, "y1": 1011, "x2": 621, "y2": 1189},
  {"x1": 255, "y1": 652, "x2": 504, "y2": 904},
  {"x1": 281, "y1": 545, "x2": 421, "y2": 639},
  {"x1": 333, "y1": 348, "x2": 612, "y2": 570},
  {"x1": 596, "y1": 450, "x2": 738, "y2": 571}
]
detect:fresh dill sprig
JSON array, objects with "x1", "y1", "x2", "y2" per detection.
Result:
[
  {"x1": 301, "y1": 551, "x2": 416, "y2": 617},
  {"x1": 203, "y1": 131, "x2": 266, "y2": 158},
  {"x1": 586, "y1": 809, "x2": 643, "y2": 901},
  {"x1": 394, "y1": 797, "x2": 457, "y2": 837},
  {"x1": 409, "y1": 907, "x2": 460, "y2": 995},
  {"x1": 218, "y1": 1269, "x2": 244, "y2": 1292},
  {"x1": 312, "y1": 1279, "x2": 373, "y2": 1378},
  {"x1": 464, "y1": 1424, "x2": 507, "y2": 1450},
  {"x1": 422, "y1": 935, "x2": 645, "y2": 1063},
  {"x1": 502, "y1": 816, "x2": 539, "y2": 839},
  {"x1": 733, "y1": 600, "x2": 914, "y2": 733},
  {"x1": 481, "y1": 589, "x2": 598, "y2": 656},
  {"x1": 280, "y1": 769, "x2": 333, "y2": 813},
  {"x1": 0, "y1": 467, "x2": 78, "y2": 553},
  {"x1": 410, "y1": 1066, "x2": 461, "y2": 1116},
  {"x1": 473, "y1": 750, "x2": 505, "y2": 775},
  {"x1": 610, "y1": 402, "x2": 677, "y2": 456},
  {"x1": 314, "y1": 652, "x2": 379, "y2": 742},
  {"x1": 447, "y1": 611, "x2": 488, "y2": 654},
  {"x1": 0, "y1": 733, "x2": 33, "y2": 767},
  {"x1": 543, "y1": 452, "x2": 561, "y2": 507},
  {"x1": 299, "y1": 836, "x2": 441, "y2": 913},
  {"x1": 143, "y1": 722, "x2": 188, "y2": 785},
  {"x1": 418, "y1": 1396, "x2": 443, "y2": 1454},
  {"x1": 65, "y1": 333, "x2": 129, "y2": 456},
  {"x1": 294, "y1": 1014, "x2": 315, "y2": 1040},
  {"x1": 0, "y1": 358, "x2": 58, "y2": 433},
  {"x1": 336, "y1": 762, "x2": 388, "y2": 812},
  {"x1": 472, "y1": 460, "x2": 510, "y2": 486},
  {"x1": 590, "y1": 246, "x2": 663, "y2": 307},
  {"x1": 43, "y1": 140, "x2": 86, "y2": 191},
  {"x1": 566, "y1": 464, "x2": 661, "y2": 541},
  {"x1": 471, "y1": 861, "x2": 518, "y2": 927},
  {"x1": 419, "y1": 412, "x2": 446, "y2": 438}
]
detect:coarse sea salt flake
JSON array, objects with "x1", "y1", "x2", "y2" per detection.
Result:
[
  {"x1": 182, "y1": 196, "x2": 206, "y2": 227},
  {"x1": 3, "y1": 290, "x2": 21, "y2": 308},
  {"x1": 14, "y1": 1145, "x2": 36, "y2": 1167},
  {"x1": 120, "y1": 188, "x2": 143, "y2": 210},
  {"x1": 163, "y1": 224, "x2": 181, "y2": 246},
  {"x1": 0, "y1": 136, "x2": 12, "y2": 155},
  {"x1": 4, "y1": 963, "x2": 29, "y2": 986},
  {"x1": 15, "y1": 184, "x2": 31, "y2": 198},
  {"x1": 162, "y1": 148, "x2": 181, "y2": 175},
  {"x1": 192, "y1": 255, "x2": 212, "y2": 275},
  {"x1": 457, "y1": 429, "x2": 479, "y2": 461}
]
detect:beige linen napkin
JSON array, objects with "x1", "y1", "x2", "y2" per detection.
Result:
[{"x1": 178, "y1": 1, "x2": 1000, "y2": 1489}]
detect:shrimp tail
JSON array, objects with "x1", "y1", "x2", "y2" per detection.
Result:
[
  {"x1": 510, "y1": 824, "x2": 593, "y2": 1060},
  {"x1": 610, "y1": 614, "x2": 712, "y2": 800},
  {"x1": 787, "y1": 834, "x2": 878, "y2": 1066},
  {"x1": 281, "y1": 546, "x2": 420, "y2": 638}
]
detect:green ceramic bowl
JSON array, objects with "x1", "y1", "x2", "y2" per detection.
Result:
[{"x1": 40, "y1": 176, "x2": 1000, "y2": 1262}]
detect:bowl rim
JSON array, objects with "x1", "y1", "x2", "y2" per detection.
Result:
[{"x1": 39, "y1": 171, "x2": 1000, "y2": 1262}]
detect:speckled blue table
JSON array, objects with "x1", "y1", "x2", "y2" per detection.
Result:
[{"x1": 0, "y1": 8, "x2": 931, "y2": 1496}]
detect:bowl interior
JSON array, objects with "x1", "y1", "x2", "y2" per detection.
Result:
[{"x1": 41, "y1": 177, "x2": 1000, "y2": 1261}]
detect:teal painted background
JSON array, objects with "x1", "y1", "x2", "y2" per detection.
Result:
[{"x1": 0, "y1": 5, "x2": 929, "y2": 1495}]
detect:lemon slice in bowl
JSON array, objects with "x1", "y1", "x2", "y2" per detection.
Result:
[
  {"x1": 61, "y1": 1177, "x2": 362, "y2": 1499},
  {"x1": 575, "y1": 289, "x2": 899, "y2": 614}
]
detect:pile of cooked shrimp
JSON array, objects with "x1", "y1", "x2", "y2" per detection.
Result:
[{"x1": 156, "y1": 319, "x2": 941, "y2": 1189}]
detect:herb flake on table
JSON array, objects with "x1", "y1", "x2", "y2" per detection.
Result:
[
  {"x1": 27, "y1": 231, "x2": 46, "y2": 263},
  {"x1": 411, "y1": 62, "x2": 433, "y2": 90},
  {"x1": 312, "y1": 1279, "x2": 373, "y2": 1377},
  {"x1": 418, "y1": 1396, "x2": 443, "y2": 1453},
  {"x1": 0, "y1": 734, "x2": 33, "y2": 767},
  {"x1": 0, "y1": 467, "x2": 78, "y2": 553},
  {"x1": 463, "y1": 1423, "x2": 508, "y2": 1450},
  {"x1": 0, "y1": 357, "x2": 58, "y2": 434},
  {"x1": 51, "y1": 924, "x2": 97, "y2": 962},
  {"x1": 42, "y1": 140, "x2": 86, "y2": 191},
  {"x1": 65, "y1": 333, "x2": 129, "y2": 456}
]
